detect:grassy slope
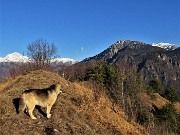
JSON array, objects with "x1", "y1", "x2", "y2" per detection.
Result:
[
  {"x1": 139, "y1": 92, "x2": 180, "y2": 114},
  {"x1": 0, "y1": 70, "x2": 147, "y2": 135}
]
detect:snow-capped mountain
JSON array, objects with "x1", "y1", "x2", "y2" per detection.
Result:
[
  {"x1": 0, "y1": 52, "x2": 30, "y2": 63},
  {"x1": 152, "y1": 42, "x2": 178, "y2": 51},
  {"x1": 0, "y1": 52, "x2": 78, "y2": 64},
  {"x1": 0, "y1": 52, "x2": 78, "y2": 82},
  {"x1": 51, "y1": 58, "x2": 78, "y2": 64}
]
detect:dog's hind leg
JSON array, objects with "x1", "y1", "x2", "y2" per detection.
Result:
[
  {"x1": 27, "y1": 103, "x2": 36, "y2": 119},
  {"x1": 19, "y1": 97, "x2": 26, "y2": 113}
]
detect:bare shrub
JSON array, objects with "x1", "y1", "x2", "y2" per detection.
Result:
[{"x1": 27, "y1": 39, "x2": 58, "y2": 67}]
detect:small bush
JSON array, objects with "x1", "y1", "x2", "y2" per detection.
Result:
[
  {"x1": 154, "y1": 103, "x2": 179, "y2": 133},
  {"x1": 164, "y1": 87, "x2": 180, "y2": 102},
  {"x1": 137, "y1": 110, "x2": 149, "y2": 126},
  {"x1": 149, "y1": 79, "x2": 164, "y2": 94}
]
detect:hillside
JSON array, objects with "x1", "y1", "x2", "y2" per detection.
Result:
[{"x1": 0, "y1": 70, "x2": 147, "y2": 135}]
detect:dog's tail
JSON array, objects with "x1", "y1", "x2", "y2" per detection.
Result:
[{"x1": 18, "y1": 94, "x2": 26, "y2": 114}]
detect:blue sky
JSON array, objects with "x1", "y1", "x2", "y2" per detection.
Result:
[{"x1": 0, "y1": 0, "x2": 180, "y2": 60}]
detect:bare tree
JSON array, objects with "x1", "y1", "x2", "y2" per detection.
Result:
[{"x1": 27, "y1": 39, "x2": 57, "y2": 67}]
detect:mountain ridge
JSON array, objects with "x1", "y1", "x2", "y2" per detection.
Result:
[{"x1": 82, "y1": 40, "x2": 180, "y2": 92}]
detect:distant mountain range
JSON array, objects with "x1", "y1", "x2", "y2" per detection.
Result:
[
  {"x1": 0, "y1": 52, "x2": 78, "y2": 81},
  {"x1": 1, "y1": 41, "x2": 178, "y2": 63},
  {"x1": 1, "y1": 41, "x2": 180, "y2": 91},
  {"x1": 82, "y1": 40, "x2": 180, "y2": 92},
  {"x1": 0, "y1": 52, "x2": 78, "y2": 64}
]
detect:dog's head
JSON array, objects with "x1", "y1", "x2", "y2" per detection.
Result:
[
  {"x1": 55, "y1": 82, "x2": 70, "y2": 94},
  {"x1": 55, "y1": 82, "x2": 63, "y2": 94}
]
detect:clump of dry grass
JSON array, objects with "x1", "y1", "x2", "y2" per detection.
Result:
[
  {"x1": 175, "y1": 102, "x2": 180, "y2": 113},
  {"x1": 152, "y1": 93, "x2": 169, "y2": 109},
  {"x1": 0, "y1": 70, "x2": 147, "y2": 135}
]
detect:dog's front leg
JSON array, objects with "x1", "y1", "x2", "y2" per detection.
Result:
[{"x1": 46, "y1": 104, "x2": 52, "y2": 118}]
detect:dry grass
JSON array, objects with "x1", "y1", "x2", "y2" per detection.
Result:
[
  {"x1": 0, "y1": 77, "x2": 21, "y2": 91},
  {"x1": 138, "y1": 92, "x2": 169, "y2": 110},
  {"x1": 152, "y1": 93, "x2": 169, "y2": 109},
  {"x1": 139, "y1": 92, "x2": 180, "y2": 114},
  {"x1": 174, "y1": 102, "x2": 180, "y2": 113},
  {"x1": 138, "y1": 92, "x2": 152, "y2": 108},
  {"x1": 0, "y1": 70, "x2": 147, "y2": 135}
]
